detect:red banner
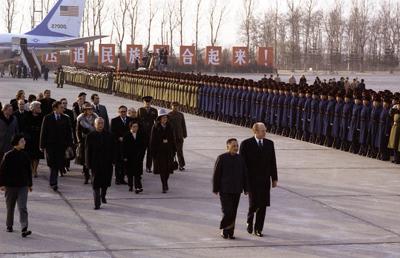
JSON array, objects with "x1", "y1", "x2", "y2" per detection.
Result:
[
  {"x1": 99, "y1": 44, "x2": 116, "y2": 65},
  {"x1": 232, "y1": 47, "x2": 249, "y2": 66},
  {"x1": 258, "y1": 47, "x2": 274, "y2": 67},
  {"x1": 153, "y1": 45, "x2": 170, "y2": 55},
  {"x1": 126, "y1": 45, "x2": 142, "y2": 64},
  {"x1": 70, "y1": 45, "x2": 88, "y2": 65},
  {"x1": 42, "y1": 51, "x2": 60, "y2": 64},
  {"x1": 205, "y1": 46, "x2": 222, "y2": 66},
  {"x1": 180, "y1": 46, "x2": 196, "y2": 65}
]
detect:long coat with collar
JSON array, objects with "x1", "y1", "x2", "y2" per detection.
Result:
[
  {"x1": 40, "y1": 113, "x2": 73, "y2": 168},
  {"x1": 23, "y1": 111, "x2": 44, "y2": 160},
  {"x1": 239, "y1": 137, "x2": 278, "y2": 207},
  {"x1": 85, "y1": 130, "x2": 114, "y2": 188},
  {"x1": 122, "y1": 132, "x2": 146, "y2": 177},
  {"x1": 168, "y1": 111, "x2": 187, "y2": 140},
  {"x1": 111, "y1": 116, "x2": 132, "y2": 161},
  {"x1": 0, "y1": 113, "x2": 19, "y2": 158},
  {"x1": 150, "y1": 122, "x2": 177, "y2": 175}
]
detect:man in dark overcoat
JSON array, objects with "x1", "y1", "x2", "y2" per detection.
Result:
[
  {"x1": 122, "y1": 120, "x2": 146, "y2": 193},
  {"x1": 85, "y1": 117, "x2": 115, "y2": 210},
  {"x1": 137, "y1": 96, "x2": 158, "y2": 173},
  {"x1": 40, "y1": 101, "x2": 73, "y2": 191},
  {"x1": 240, "y1": 122, "x2": 278, "y2": 237},
  {"x1": 168, "y1": 102, "x2": 187, "y2": 171}
]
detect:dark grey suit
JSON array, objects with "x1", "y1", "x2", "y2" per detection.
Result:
[{"x1": 93, "y1": 104, "x2": 110, "y2": 131}]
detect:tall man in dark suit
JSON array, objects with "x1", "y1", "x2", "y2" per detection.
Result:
[
  {"x1": 168, "y1": 102, "x2": 187, "y2": 171},
  {"x1": 137, "y1": 96, "x2": 158, "y2": 173},
  {"x1": 40, "y1": 101, "x2": 73, "y2": 191},
  {"x1": 91, "y1": 94, "x2": 110, "y2": 131},
  {"x1": 111, "y1": 105, "x2": 131, "y2": 185},
  {"x1": 239, "y1": 122, "x2": 278, "y2": 237}
]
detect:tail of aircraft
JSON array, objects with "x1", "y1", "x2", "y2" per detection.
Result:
[{"x1": 25, "y1": 0, "x2": 85, "y2": 38}]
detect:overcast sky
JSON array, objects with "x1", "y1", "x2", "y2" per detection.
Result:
[{"x1": 0, "y1": 0, "x2": 387, "y2": 49}]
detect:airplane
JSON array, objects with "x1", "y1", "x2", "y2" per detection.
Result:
[{"x1": 0, "y1": 0, "x2": 106, "y2": 70}]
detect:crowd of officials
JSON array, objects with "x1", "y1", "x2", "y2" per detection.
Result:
[
  {"x1": 0, "y1": 87, "x2": 189, "y2": 237},
  {"x1": 64, "y1": 67, "x2": 400, "y2": 163}
]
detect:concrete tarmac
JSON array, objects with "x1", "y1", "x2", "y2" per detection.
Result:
[{"x1": 0, "y1": 77, "x2": 399, "y2": 258}]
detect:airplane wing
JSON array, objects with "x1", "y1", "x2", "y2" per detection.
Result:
[{"x1": 48, "y1": 35, "x2": 107, "y2": 47}]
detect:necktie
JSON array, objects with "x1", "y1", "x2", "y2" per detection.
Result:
[
  {"x1": 55, "y1": 114, "x2": 59, "y2": 121},
  {"x1": 258, "y1": 140, "x2": 263, "y2": 148}
]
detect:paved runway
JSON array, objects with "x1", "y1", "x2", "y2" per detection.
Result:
[{"x1": 0, "y1": 77, "x2": 399, "y2": 258}]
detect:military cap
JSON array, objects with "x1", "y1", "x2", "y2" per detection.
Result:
[{"x1": 142, "y1": 96, "x2": 153, "y2": 102}]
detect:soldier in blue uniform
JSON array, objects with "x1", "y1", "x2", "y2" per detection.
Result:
[
  {"x1": 281, "y1": 87, "x2": 292, "y2": 137},
  {"x1": 332, "y1": 92, "x2": 345, "y2": 149},
  {"x1": 358, "y1": 95, "x2": 372, "y2": 156},
  {"x1": 248, "y1": 82, "x2": 258, "y2": 126},
  {"x1": 275, "y1": 87, "x2": 286, "y2": 135},
  {"x1": 339, "y1": 93, "x2": 354, "y2": 151},
  {"x1": 203, "y1": 80, "x2": 212, "y2": 118},
  {"x1": 301, "y1": 90, "x2": 313, "y2": 142},
  {"x1": 224, "y1": 82, "x2": 234, "y2": 123},
  {"x1": 234, "y1": 84, "x2": 244, "y2": 125},
  {"x1": 323, "y1": 91, "x2": 337, "y2": 147},
  {"x1": 197, "y1": 80, "x2": 205, "y2": 115},
  {"x1": 264, "y1": 86, "x2": 274, "y2": 132},
  {"x1": 256, "y1": 84, "x2": 267, "y2": 122},
  {"x1": 230, "y1": 82, "x2": 240, "y2": 124},
  {"x1": 376, "y1": 97, "x2": 392, "y2": 161},
  {"x1": 295, "y1": 89, "x2": 306, "y2": 140},
  {"x1": 288, "y1": 88, "x2": 299, "y2": 138},
  {"x1": 366, "y1": 96, "x2": 382, "y2": 158},
  {"x1": 253, "y1": 83, "x2": 263, "y2": 124},
  {"x1": 219, "y1": 81, "x2": 229, "y2": 122},
  {"x1": 309, "y1": 91, "x2": 320, "y2": 143},
  {"x1": 270, "y1": 87, "x2": 280, "y2": 133},
  {"x1": 241, "y1": 83, "x2": 251, "y2": 127},
  {"x1": 347, "y1": 94, "x2": 363, "y2": 154},
  {"x1": 315, "y1": 91, "x2": 328, "y2": 145}
]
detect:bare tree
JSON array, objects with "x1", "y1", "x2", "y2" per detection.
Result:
[
  {"x1": 160, "y1": 5, "x2": 167, "y2": 45},
  {"x1": 240, "y1": 0, "x2": 255, "y2": 50},
  {"x1": 3, "y1": 0, "x2": 17, "y2": 33},
  {"x1": 286, "y1": 0, "x2": 302, "y2": 70},
  {"x1": 325, "y1": 0, "x2": 344, "y2": 71},
  {"x1": 146, "y1": 0, "x2": 157, "y2": 49},
  {"x1": 194, "y1": 0, "x2": 202, "y2": 54},
  {"x1": 113, "y1": 0, "x2": 130, "y2": 55},
  {"x1": 177, "y1": 0, "x2": 184, "y2": 46},
  {"x1": 209, "y1": 0, "x2": 226, "y2": 46},
  {"x1": 128, "y1": 0, "x2": 140, "y2": 44},
  {"x1": 167, "y1": 1, "x2": 178, "y2": 54}
]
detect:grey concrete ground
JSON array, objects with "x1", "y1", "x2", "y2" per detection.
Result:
[{"x1": 0, "y1": 77, "x2": 399, "y2": 258}]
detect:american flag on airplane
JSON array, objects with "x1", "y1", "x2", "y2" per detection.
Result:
[{"x1": 60, "y1": 6, "x2": 79, "y2": 17}]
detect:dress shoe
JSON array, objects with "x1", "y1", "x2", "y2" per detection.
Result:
[
  {"x1": 228, "y1": 234, "x2": 236, "y2": 240},
  {"x1": 246, "y1": 223, "x2": 253, "y2": 234},
  {"x1": 254, "y1": 231, "x2": 263, "y2": 237},
  {"x1": 179, "y1": 166, "x2": 185, "y2": 171},
  {"x1": 129, "y1": 187, "x2": 133, "y2": 192},
  {"x1": 21, "y1": 228, "x2": 32, "y2": 238},
  {"x1": 6, "y1": 226, "x2": 13, "y2": 232},
  {"x1": 146, "y1": 169, "x2": 152, "y2": 173},
  {"x1": 101, "y1": 196, "x2": 107, "y2": 204},
  {"x1": 94, "y1": 206, "x2": 100, "y2": 210},
  {"x1": 52, "y1": 185, "x2": 58, "y2": 192},
  {"x1": 135, "y1": 189, "x2": 140, "y2": 194},
  {"x1": 220, "y1": 231, "x2": 228, "y2": 239},
  {"x1": 138, "y1": 188, "x2": 143, "y2": 193},
  {"x1": 84, "y1": 179, "x2": 89, "y2": 184}
]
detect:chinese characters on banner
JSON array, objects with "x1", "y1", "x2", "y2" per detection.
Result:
[
  {"x1": 206, "y1": 46, "x2": 222, "y2": 66},
  {"x1": 99, "y1": 44, "x2": 115, "y2": 65},
  {"x1": 42, "y1": 52, "x2": 60, "y2": 64},
  {"x1": 179, "y1": 46, "x2": 196, "y2": 65},
  {"x1": 153, "y1": 45, "x2": 170, "y2": 55},
  {"x1": 232, "y1": 47, "x2": 248, "y2": 66},
  {"x1": 70, "y1": 45, "x2": 88, "y2": 65},
  {"x1": 126, "y1": 45, "x2": 142, "y2": 64},
  {"x1": 258, "y1": 47, "x2": 274, "y2": 67}
]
